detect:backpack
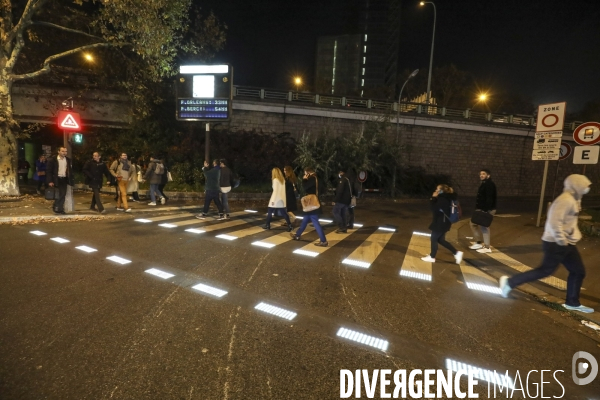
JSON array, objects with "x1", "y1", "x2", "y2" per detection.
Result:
[
  {"x1": 440, "y1": 199, "x2": 461, "y2": 224},
  {"x1": 154, "y1": 162, "x2": 165, "y2": 175}
]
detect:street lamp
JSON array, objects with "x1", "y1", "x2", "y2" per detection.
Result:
[
  {"x1": 83, "y1": 53, "x2": 94, "y2": 62},
  {"x1": 294, "y1": 77, "x2": 302, "y2": 92},
  {"x1": 420, "y1": 1, "x2": 437, "y2": 107}
]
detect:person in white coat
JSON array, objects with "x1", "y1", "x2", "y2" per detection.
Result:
[{"x1": 263, "y1": 167, "x2": 293, "y2": 231}]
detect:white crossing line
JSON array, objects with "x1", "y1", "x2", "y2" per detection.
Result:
[
  {"x1": 145, "y1": 268, "x2": 175, "y2": 280},
  {"x1": 255, "y1": 302, "x2": 297, "y2": 320},
  {"x1": 341, "y1": 228, "x2": 394, "y2": 269},
  {"x1": 486, "y1": 247, "x2": 567, "y2": 290},
  {"x1": 336, "y1": 327, "x2": 389, "y2": 351},
  {"x1": 460, "y1": 263, "x2": 501, "y2": 294},
  {"x1": 223, "y1": 224, "x2": 269, "y2": 239},
  {"x1": 293, "y1": 229, "x2": 357, "y2": 257},
  {"x1": 143, "y1": 213, "x2": 197, "y2": 222},
  {"x1": 171, "y1": 211, "x2": 249, "y2": 227},
  {"x1": 253, "y1": 226, "x2": 316, "y2": 248},
  {"x1": 398, "y1": 232, "x2": 433, "y2": 280}
]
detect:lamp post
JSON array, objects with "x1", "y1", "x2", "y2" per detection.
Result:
[
  {"x1": 420, "y1": 1, "x2": 436, "y2": 108},
  {"x1": 294, "y1": 77, "x2": 302, "y2": 92},
  {"x1": 392, "y1": 68, "x2": 419, "y2": 198}
]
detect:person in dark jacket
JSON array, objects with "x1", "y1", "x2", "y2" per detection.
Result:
[
  {"x1": 344, "y1": 169, "x2": 358, "y2": 229},
  {"x1": 290, "y1": 167, "x2": 328, "y2": 246},
  {"x1": 143, "y1": 156, "x2": 166, "y2": 206},
  {"x1": 33, "y1": 154, "x2": 47, "y2": 194},
  {"x1": 219, "y1": 159, "x2": 233, "y2": 219},
  {"x1": 46, "y1": 147, "x2": 74, "y2": 214},
  {"x1": 283, "y1": 165, "x2": 298, "y2": 226},
  {"x1": 469, "y1": 169, "x2": 497, "y2": 253},
  {"x1": 197, "y1": 159, "x2": 224, "y2": 219},
  {"x1": 83, "y1": 152, "x2": 112, "y2": 214},
  {"x1": 158, "y1": 159, "x2": 169, "y2": 203},
  {"x1": 421, "y1": 184, "x2": 463, "y2": 264},
  {"x1": 332, "y1": 168, "x2": 352, "y2": 233}
]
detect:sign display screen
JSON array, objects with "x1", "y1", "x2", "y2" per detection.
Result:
[{"x1": 176, "y1": 64, "x2": 232, "y2": 121}]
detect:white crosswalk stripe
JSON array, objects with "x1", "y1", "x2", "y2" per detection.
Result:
[
  {"x1": 293, "y1": 229, "x2": 357, "y2": 257},
  {"x1": 341, "y1": 227, "x2": 395, "y2": 269},
  {"x1": 252, "y1": 226, "x2": 316, "y2": 248},
  {"x1": 399, "y1": 232, "x2": 433, "y2": 281}
]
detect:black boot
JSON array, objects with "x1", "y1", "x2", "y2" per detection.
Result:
[{"x1": 262, "y1": 224, "x2": 271, "y2": 230}]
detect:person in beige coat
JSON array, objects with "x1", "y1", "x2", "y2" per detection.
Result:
[
  {"x1": 263, "y1": 167, "x2": 293, "y2": 231},
  {"x1": 109, "y1": 152, "x2": 134, "y2": 212},
  {"x1": 126, "y1": 159, "x2": 141, "y2": 202}
]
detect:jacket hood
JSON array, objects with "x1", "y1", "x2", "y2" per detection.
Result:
[{"x1": 563, "y1": 174, "x2": 591, "y2": 199}]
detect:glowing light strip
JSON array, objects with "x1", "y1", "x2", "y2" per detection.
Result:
[
  {"x1": 106, "y1": 256, "x2": 132, "y2": 265},
  {"x1": 319, "y1": 219, "x2": 333, "y2": 223},
  {"x1": 255, "y1": 302, "x2": 297, "y2": 320},
  {"x1": 244, "y1": 209, "x2": 258, "y2": 213},
  {"x1": 75, "y1": 245, "x2": 97, "y2": 253},
  {"x1": 215, "y1": 234, "x2": 237, "y2": 241},
  {"x1": 134, "y1": 219, "x2": 152, "y2": 223},
  {"x1": 30, "y1": 231, "x2": 47, "y2": 236},
  {"x1": 445, "y1": 358, "x2": 514, "y2": 389},
  {"x1": 413, "y1": 231, "x2": 432, "y2": 237},
  {"x1": 293, "y1": 249, "x2": 319, "y2": 257},
  {"x1": 252, "y1": 241, "x2": 275, "y2": 248},
  {"x1": 341, "y1": 258, "x2": 371, "y2": 268},
  {"x1": 50, "y1": 237, "x2": 70, "y2": 243},
  {"x1": 353, "y1": 223, "x2": 364, "y2": 228},
  {"x1": 466, "y1": 282, "x2": 502, "y2": 294},
  {"x1": 180, "y1": 65, "x2": 229, "y2": 74},
  {"x1": 185, "y1": 228, "x2": 206, "y2": 234},
  {"x1": 192, "y1": 283, "x2": 228, "y2": 298},
  {"x1": 145, "y1": 268, "x2": 175, "y2": 280},
  {"x1": 400, "y1": 270, "x2": 432, "y2": 281},
  {"x1": 336, "y1": 327, "x2": 389, "y2": 351},
  {"x1": 158, "y1": 223, "x2": 177, "y2": 228},
  {"x1": 378, "y1": 227, "x2": 396, "y2": 232}
]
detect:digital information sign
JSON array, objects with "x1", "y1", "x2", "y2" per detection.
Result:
[{"x1": 176, "y1": 65, "x2": 233, "y2": 121}]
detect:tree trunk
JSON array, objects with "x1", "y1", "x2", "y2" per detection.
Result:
[{"x1": 0, "y1": 74, "x2": 20, "y2": 196}]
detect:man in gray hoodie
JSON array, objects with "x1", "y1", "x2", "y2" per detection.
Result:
[{"x1": 499, "y1": 174, "x2": 593, "y2": 313}]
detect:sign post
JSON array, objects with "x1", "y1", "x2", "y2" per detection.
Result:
[
  {"x1": 534, "y1": 102, "x2": 566, "y2": 227},
  {"x1": 57, "y1": 107, "x2": 82, "y2": 213}
]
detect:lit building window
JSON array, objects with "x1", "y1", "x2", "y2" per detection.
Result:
[
  {"x1": 363, "y1": 46, "x2": 367, "y2": 53},
  {"x1": 362, "y1": 68, "x2": 365, "y2": 75},
  {"x1": 364, "y1": 34, "x2": 368, "y2": 42},
  {"x1": 363, "y1": 57, "x2": 366, "y2": 64},
  {"x1": 361, "y1": 79, "x2": 364, "y2": 87}
]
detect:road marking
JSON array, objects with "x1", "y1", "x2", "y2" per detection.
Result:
[
  {"x1": 293, "y1": 229, "x2": 357, "y2": 257},
  {"x1": 145, "y1": 268, "x2": 175, "y2": 280},
  {"x1": 30, "y1": 230, "x2": 47, "y2": 236},
  {"x1": 144, "y1": 214, "x2": 196, "y2": 222},
  {"x1": 50, "y1": 237, "x2": 70, "y2": 243},
  {"x1": 494, "y1": 214, "x2": 521, "y2": 218},
  {"x1": 171, "y1": 211, "x2": 249, "y2": 226},
  {"x1": 255, "y1": 302, "x2": 297, "y2": 320},
  {"x1": 341, "y1": 227, "x2": 394, "y2": 269},
  {"x1": 191, "y1": 283, "x2": 228, "y2": 298},
  {"x1": 336, "y1": 327, "x2": 389, "y2": 351},
  {"x1": 486, "y1": 248, "x2": 567, "y2": 290},
  {"x1": 215, "y1": 234, "x2": 237, "y2": 241},
  {"x1": 446, "y1": 358, "x2": 514, "y2": 389},
  {"x1": 222, "y1": 224, "x2": 268, "y2": 239},
  {"x1": 460, "y1": 263, "x2": 501, "y2": 294},
  {"x1": 251, "y1": 241, "x2": 276, "y2": 249},
  {"x1": 158, "y1": 223, "x2": 177, "y2": 228},
  {"x1": 134, "y1": 219, "x2": 152, "y2": 223},
  {"x1": 398, "y1": 232, "x2": 433, "y2": 280},
  {"x1": 75, "y1": 245, "x2": 97, "y2": 253},
  {"x1": 253, "y1": 226, "x2": 316, "y2": 248},
  {"x1": 185, "y1": 228, "x2": 205, "y2": 234},
  {"x1": 106, "y1": 256, "x2": 132, "y2": 265}
]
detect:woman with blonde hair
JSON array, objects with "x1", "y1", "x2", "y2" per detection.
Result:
[
  {"x1": 263, "y1": 167, "x2": 293, "y2": 231},
  {"x1": 282, "y1": 165, "x2": 299, "y2": 226}
]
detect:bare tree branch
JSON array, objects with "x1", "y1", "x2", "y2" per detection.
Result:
[
  {"x1": 6, "y1": 0, "x2": 48, "y2": 47},
  {"x1": 29, "y1": 21, "x2": 103, "y2": 41}
]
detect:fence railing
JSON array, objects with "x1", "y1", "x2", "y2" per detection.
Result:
[{"x1": 233, "y1": 85, "x2": 584, "y2": 131}]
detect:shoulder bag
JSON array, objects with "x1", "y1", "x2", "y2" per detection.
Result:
[
  {"x1": 347, "y1": 177, "x2": 356, "y2": 208},
  {"x1": 471, "y1": 210, "x2": 493, "y2": 228},
  {"x1": 301, "y1": 176, "x2": 320, "y2": 212}
]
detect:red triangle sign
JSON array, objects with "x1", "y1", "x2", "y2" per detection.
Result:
[
  {"x1": 57, "y1": 110, "x2": 82, "y2": 131},
  {"x1": 60, "y1": 114, "x2": 80, "y2": 129}
]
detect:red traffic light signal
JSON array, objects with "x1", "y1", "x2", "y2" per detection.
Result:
[{"x1": 57, "y1": 110, "x2": 82, "y2": 131}]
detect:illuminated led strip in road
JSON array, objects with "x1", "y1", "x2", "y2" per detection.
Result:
[
  {"x1": 106, "y1": 256, "x2": 132, "y2": 265},
  {"x1": 185, "y1": 228, "x2": 206, "y2": 234},
  {"x1": 244, "y1": 209, "x2": 258, "y2": 213},
  {"x1": 145, "y1": 268, "x2": 175, "y2": 280},
  {"x1": 255, "y1": 302, "x2": 297, "y2": 320},
  {"x1": 158, "y1": 223, "x2": 177, "y2": 228},
  {"x1": 319, "y1": 219, "x2": 333, "y2": 224},
  {"x1": 445, "y1": 358, "x2": 514, "y2": 389},
  {"x1": 353, "y1": 223, "x2": 364, "y2": 228},
  {"x1": 341, "y1": 258, "x2": 371, "y2": 268},
  {"x1": 134, "y1": 219, "x2": 152, "y2": 223},
  {"x1": 378, "y1": 227, "x2": 396, "y2": 232},
  {"x1": 192, "y1": 283, "x2": 228, "y2": 298},
  {"x1": 75, "y1": 245, "x2": 97, "y2": 253},
  {"x1": 413, "y1": 231, "x2": 431, "y2": 237},
  {"x1": 400, "y1": 270, "x2": 432, "y2": 281},
  {"x1": 336, "y1": 327, "x2": 389, "y2": 351},
  {"x1": 466, "y1": 283, "x2": 502, "y2": 294},
  {"x1": 215, "y1": 234, "x2": 237, "y2": 241},
  {"x1": 30, "y1": 230, "x2": 47, "y2": 236},
  {"x1": 252, "y1": 241, "x2": 275, "y2": 248},
  {"x1": 50, "y1": 237, "x2": 70, "y2": 243},
  {"x1": 293, "y1": 249, "x2": 319, "y2": 257}
]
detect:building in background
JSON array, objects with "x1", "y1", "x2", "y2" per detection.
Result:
[{"x1": 315, "y1": 35, "x2": 361, "y2": 96}]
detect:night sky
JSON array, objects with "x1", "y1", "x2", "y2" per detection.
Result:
[{"x1": 199, "y1": 0, "x2": 600, "y2": 111}]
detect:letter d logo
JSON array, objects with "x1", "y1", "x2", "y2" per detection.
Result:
[{"x1": 572, "y1": 351, "x2": 598, "y2": 385}]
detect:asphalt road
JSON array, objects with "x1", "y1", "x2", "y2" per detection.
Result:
[{"x1": 1, "y1": 200, "x2": 599, "y2": 399}]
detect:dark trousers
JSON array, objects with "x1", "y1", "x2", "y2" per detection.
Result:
[
  {"x1": 295, "y1": 211, "x2": 327, "y2": 242},
  {"x1": 53, "y1": 177, "x2": 68, "y2": 212},
  {"x1": 132, "y1": 191, "x2": 140, "y2": 201},
  {"x1": 158, "y1": 184, "x2": 168, "y2": 200},
  {"x1": 203, "y1": 190, "x2": 223, "y2": 214},
  {"x1": 508, "y1": 241, "x2": 586, "y2": 307},
  {"x1": 346, "y1": 207, "x2": 355, "y2": 228},
  {"x1": 36, "y1": 179, "x2": 45, "y2": 191},
  {"x1": 90, "y1": 186, "x2": 104, "y2": 212},
  {"x1": 265, "y1": 207, "x2": 291, "y2": 227},
  {"x1": 332, "y1": 203, "x2": 348, "y2": 230},
  {"x1": 430, "y1": 230, "x2": 457, "y2": 258}
]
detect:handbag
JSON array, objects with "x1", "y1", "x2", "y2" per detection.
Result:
[
  {"x1": 45, "y1": 187, "x2": 57, "y2": 200},
  {"x1": 167, "y1": 171, "x2": 173, "y2": 182},
  {"x1": 301, "y1": 175, "x2": 320, "y2": 212},
  {"x1": 221, "y1": 186, "x2": 231, "y2": 193},
  {"x1": 347, "y1": 177, "x2": 356, "y2": 208},
  {"x1": 471, "y1": 210, "x2": 493, "y2": 227},
  {"x1": 137, "y1": 171, "x2": 143, "y2": 183}
]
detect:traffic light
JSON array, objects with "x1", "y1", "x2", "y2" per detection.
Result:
[{"x1": 72, "y1": 133, "x2": 83, "y2": 144}]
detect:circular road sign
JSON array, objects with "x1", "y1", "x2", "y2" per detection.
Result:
[
  {"x1": 559, "y1": 143, "x2": 572, "y2": 160},
  {"x1": 358, "y1": 171, "x2": 367, "y2": 183},
  {"x1": 573, "y1": 122, "x2": 600, "y2": 146}
]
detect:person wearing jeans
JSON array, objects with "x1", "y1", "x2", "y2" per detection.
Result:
[
  {"x1": 144, "y1": 156, "x2": 166, "y2": 205},
  {"x1": 332, "y1": 169, "x2": 351, "y2": 233},
  {"x1": 290, "y1": 167, "x2": 328, "y2": 246},
  {"x1": 219, "y1": 159, "x2": 233, "y2": 218},
  {"x1": 500, "y1": 174, "x2": 594, "y2": 313},
  {"x1": 197, "y1": 160, "x2": 224, "y2": 219},
  {"x1": 83, "y1": 152, "x2": 112, "y2": 214},
  {"x1": 469, "y1": 169, "x2": 497, "y2": 253}
]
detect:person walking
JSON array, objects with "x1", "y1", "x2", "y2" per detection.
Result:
[
  {"x1": 127, "y1": 158, "x2": 141, "y2": 202},
  {"x1": 420, "y1": 184, "x2": 464, "y2": 264},
  {"x1": 144, "y1": 156, "x2": 166, "y2": 206},
  {"x1": 344, "y1": 168, "x2": 359, "y2": 229},
  {"x1": 219, "y1": 159, "x2": 233, "y2": 219},
  {"x1": 33, "y1": 155, "x2": 47, "y2": 194},
  {"x1": 45, "y1": 147, "x2": 74, "y2": 214},
  {"x1": 158, "y1": 158, "x2": 169, "y2": 204},
  {"x1": 283, "y1": 165, "x2": 298, "y2": 226},
  {"x1": 109, "y1": 152, "x2": 133, "y2": 212},
  {"x1": 83, "y1": 152, "x2": 112, "y2": 214},
  {"x1": 197, "y1": 159, "x2": 224, "y2": 219},
  {"x1": 332, "y1": 168, "x2": 352, "y2": 233},
  {"x1": 500, "y1": 175, "x2": 594, "y2": 313},
  {"x1": 263, "y1": 167, "x2": 293, "y2": 231},
  {"x1": 469, "y1": 168, "x2": 497, "y2": 253},
  {"x1": 290, "y1": 167, "x2": 328, "y2": 247}
]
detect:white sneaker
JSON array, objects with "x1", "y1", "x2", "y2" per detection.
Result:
[
  {"x1": 563, "y1": 304, "x2": 595, "y2": 313},
  {"x1": 160, "y1": 197, "x2": 166, "y2": 205},
  {"x1": 454, "y1": 251, "x2": 464, "y2": 264},
  {"x1": 469, "y1": 243, "x2": 483, "y2": 250},
  {"x1": 499, "y1": 276, "x2": 511, "y2": 298},
  {"x1": 116, "y1": 207, "x2": 124, "y2": 211},
  {"x1": 125, "y1": 208, "x2": 132, "y2": 213},
  {"x1": 420, "y1": 255, "x2": 436, "y2": 263},
  {"x1": 477, "y1": 247, "x2": 492, "y2": 254},
  {"x1": 148, "y1": 202, "x2": 156, "y2": 206}
]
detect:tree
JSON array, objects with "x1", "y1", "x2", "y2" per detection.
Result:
[{"x1": 0, "y1": 0, "x2": 220, "y2": 195}]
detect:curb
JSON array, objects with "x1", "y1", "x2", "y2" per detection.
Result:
[{"x1": 0, "y1": 214, "x2": 106, "y2": 224}]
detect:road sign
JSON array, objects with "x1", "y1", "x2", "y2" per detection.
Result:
[
  {"x1": 176, "y1": 64, "x2": 233, "y2": 121},
  {"x1": 57, "y1": 110, "x2": 81, "y2": 131},
  {"x1": 572, "y1": 122, "x2": 600, "y2": 146},
  {"x1": 559, "y1": 143, "x2": 572, "y2": 160},
  {"x1": 536, "y1": 102, "x2": 566, "y2": 133},
  {"x1": 533, "y1": 137, "x2": 561, "y2": 150},
  {"x1": 573, "y1": 146, "x2": 599, "y2": 164},
  {"x1": 358, "y1": 171, "x2": 367, "y2": 183},
  {"x1": 532, "y1": 149, "x2": 559, "y2": 161},
  {"x1": 534, "y1": 131, "x2": 563, "y2": 139}
]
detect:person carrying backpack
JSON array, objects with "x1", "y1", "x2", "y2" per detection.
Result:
[
  {"x1": 421, "y1": 184, "x2": 463, "y2": 264},
  {"x1": 144, "y1": 156, "x2": 166, "y2": 206}
]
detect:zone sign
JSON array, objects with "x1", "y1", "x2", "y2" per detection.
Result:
[{"x1": 536, "y1": 102, "x2": 566, "y2": 133}]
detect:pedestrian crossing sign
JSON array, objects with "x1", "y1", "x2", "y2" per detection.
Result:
[{"x1": 57, "y1": 110, "x2": 82, "y2": 131}]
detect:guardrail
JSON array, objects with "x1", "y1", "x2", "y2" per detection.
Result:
[{"x1": 233, "y1": 86, "x2": 584, "y2": 131}]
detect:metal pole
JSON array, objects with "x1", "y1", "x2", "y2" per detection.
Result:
[
  {"x1": 536, "y1": 160, "x2": 549, "y2": 227},
  {"x1": 551, "y1": 159, "x2": 560, "y2": 200},
  {"x1": 63, "y1": 130, "x2": 74, "y2": 212},
  {"x1": 205, "y1": 122, "x2": 210, "y2": 162},
  {"x1": 393, "y1": 79, "x2": 410, "y2": 198},
  {"x1": 424, "y1": 2, "x2": 437, "y2": 108}
]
